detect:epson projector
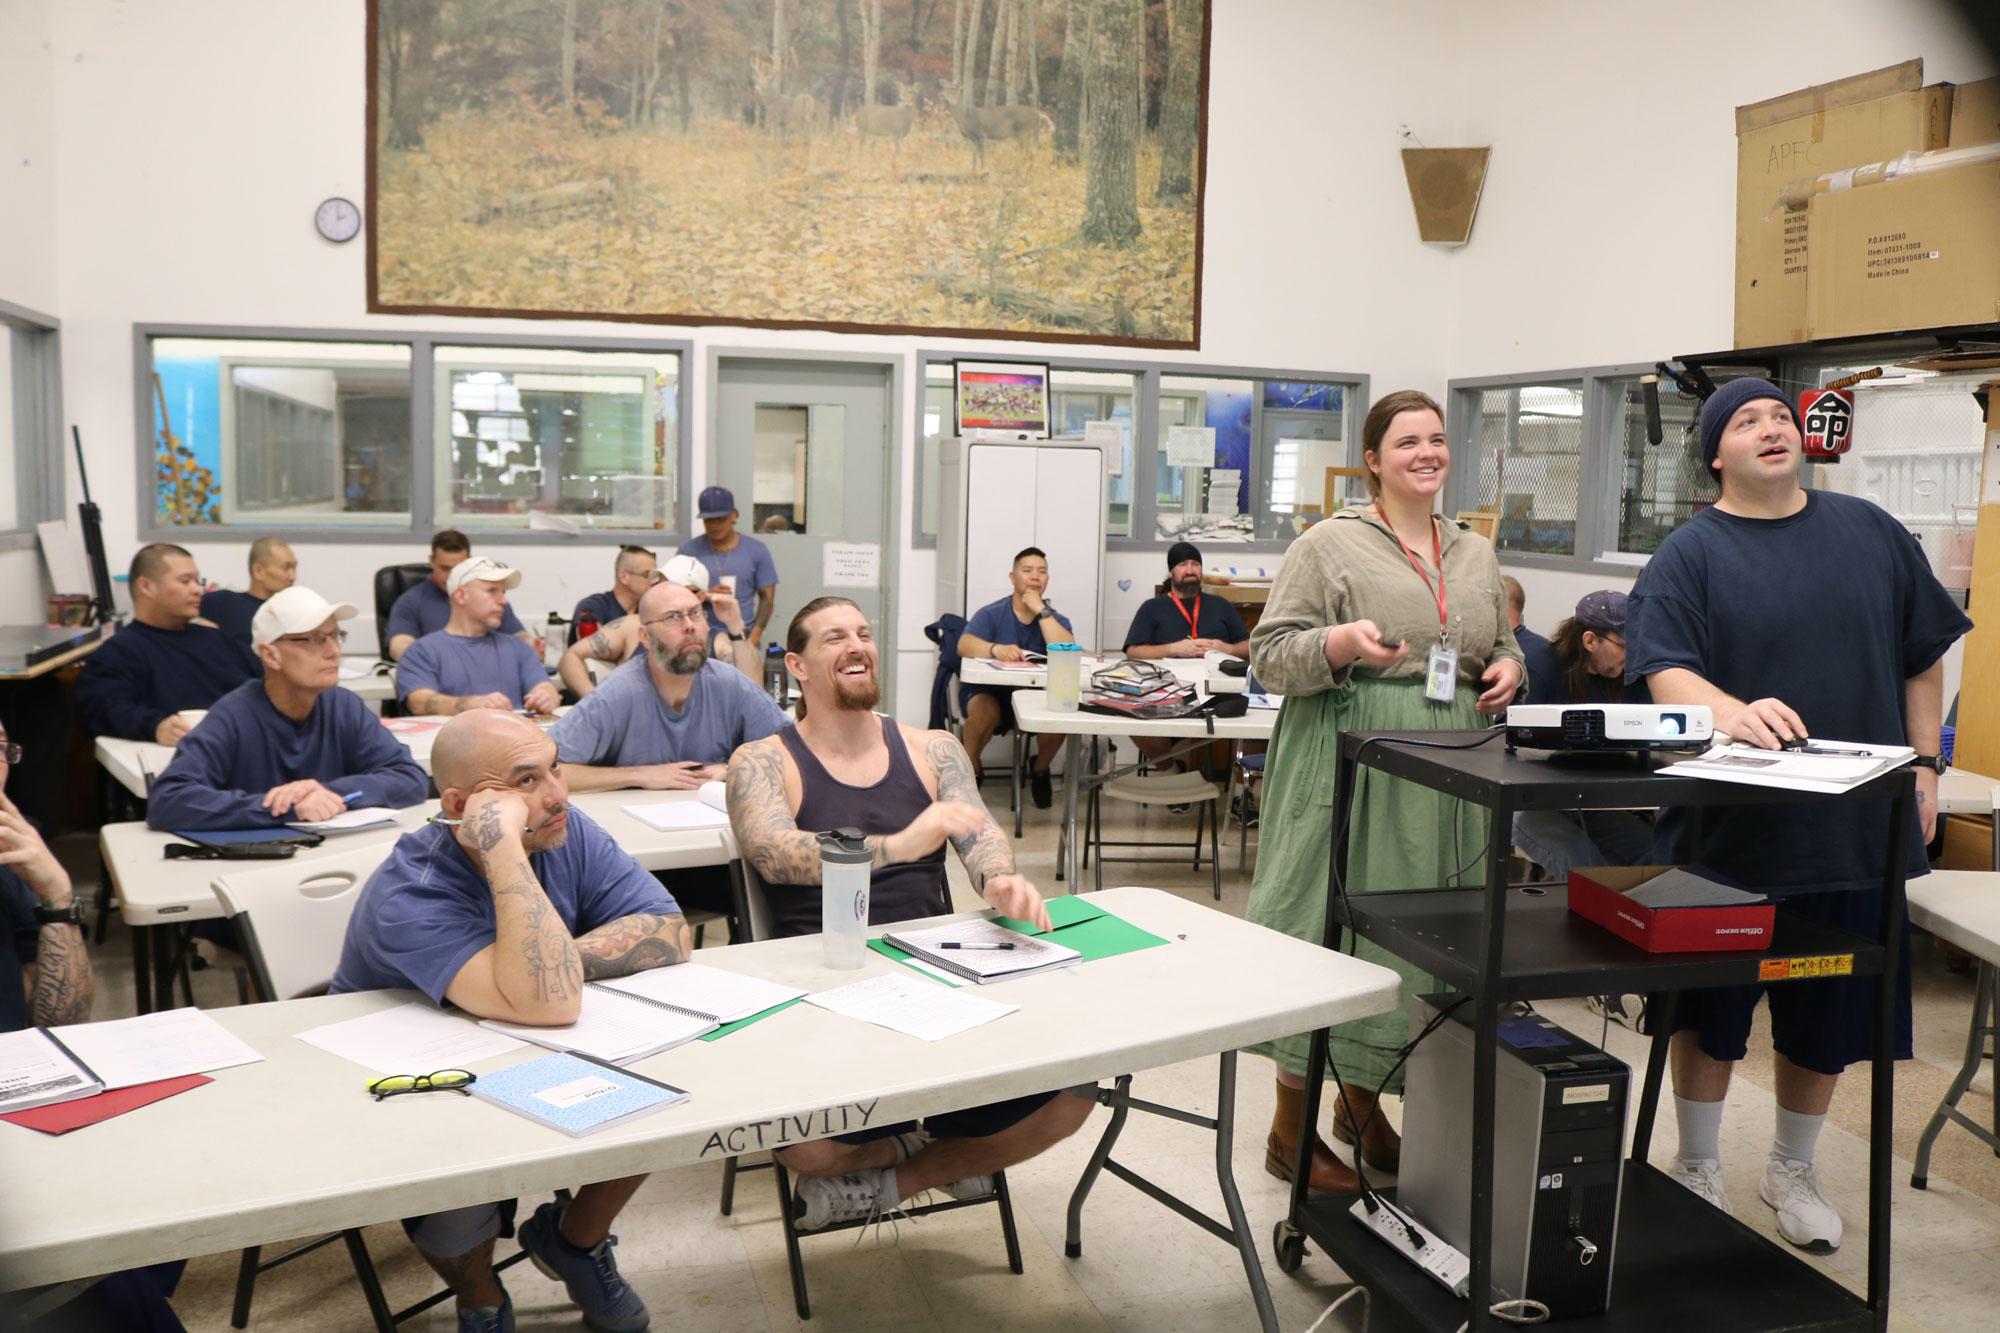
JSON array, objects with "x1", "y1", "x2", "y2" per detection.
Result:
[{"x1": 1505, "y1": 703, "x2": 1713, "y2": 752}]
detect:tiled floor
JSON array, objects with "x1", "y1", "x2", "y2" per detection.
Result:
[{"x1": 52, "y1": 777, "x2": 2000, "y2": 1331}]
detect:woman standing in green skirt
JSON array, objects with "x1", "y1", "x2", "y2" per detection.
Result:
[{"x1": 1247, "y1": 389, "x2": 1525, "y2": 1194}]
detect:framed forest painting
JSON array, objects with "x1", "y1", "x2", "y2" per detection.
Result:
[{"x1": 369, "y1": 0, "x2": 1209, "y2": 346}]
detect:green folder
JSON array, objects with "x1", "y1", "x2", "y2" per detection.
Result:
[
  {"x1": 868, "y1": 897, "x2": 1169, "y2": 984},
  {"x1": 699, "y1": 996, "x2": 805, "y2": 1041}
]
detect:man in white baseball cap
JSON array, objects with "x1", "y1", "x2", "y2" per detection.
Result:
[
  {"x1": 147, "y1": 586, "x2": 428, "y2": 829},
  {"x1": 557, "y1": 552, "x2": 757, "y2": 697},
  {"x1": 398, "y1": 559, "x2": 562, "y2": 716}
]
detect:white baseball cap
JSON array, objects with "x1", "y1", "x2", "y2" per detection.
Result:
[
  {"x1": 656, "y1": 554, "x2": 711, "y2": 592},
  {"x1": 446, "y1": 556, "x2": 523, "y2": 596},
  {"x1": 252, "y1": 586, "x2": 358, "y2": 646}
]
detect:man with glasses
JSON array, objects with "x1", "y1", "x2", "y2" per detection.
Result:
[
  {"x1": 557, "y1": 554, "x2": 757, "y2": 697},
  {"x1": 75, "y1": 543, "x2": 261, "y2": 745},
  {"x1": 551, "y1": 579, "x2": 791, "y2": 915},
  {"x1": 146, "y1": 588, "x2": 427, "y2": 830},
  {"x1": 332, "y1": 711, "x2": 687, "y2": 1333},
  {"x1": 398, "y1": 559, "x2": 562, "y2": 717},
  {"x1": 566, "y1": 545, "x2": 658, "y2": 646}
]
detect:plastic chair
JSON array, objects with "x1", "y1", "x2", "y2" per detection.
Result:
[
  {"x1": 1084, "y1": 769, "x2": 1224, "y2": 899},
  {"x1": 716, "y1": 857, "x2": 1023, "y2": 1320},
  {"x1": 210, "y1": 846, "x2": 540, "y2": 1332}
]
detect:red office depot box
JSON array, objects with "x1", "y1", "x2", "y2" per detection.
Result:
[{"x1": 1568, "y1": 866, "x2": 1775, "y2": 953}]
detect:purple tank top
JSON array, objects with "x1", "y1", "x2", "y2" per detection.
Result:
[{"x1": 773, "y1": 715, "x2": 949, "y2": 938}]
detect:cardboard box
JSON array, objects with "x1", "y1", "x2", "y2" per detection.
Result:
[
  {"x1": 1804, "y1": 159, "x2": 2000, "y2": 339},
  {"x1": 1951, "y1": 74, "x2": 2000, "y2": 147},
  {"x1": 1568, "y1": 866, "x2": 1775, "y2": 953},
  {"x1": 1734, "y1": 61, "x2": 1952, "y2": 348}
]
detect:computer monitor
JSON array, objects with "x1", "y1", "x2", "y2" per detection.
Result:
[{"x1": 953, "y1": 360, "x2": 1051, "y2": 439}]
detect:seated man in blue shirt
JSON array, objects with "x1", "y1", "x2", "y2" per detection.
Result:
[
  {"x1": 1501, "y1": 575, "x2": 1556, "y2": 695},
  {"x1": 75, "y1": 544, "x2": 261, "y2": 745},
  {"x1": 147, "y1": 587, "x2": 428, "y2": 831},
  {"x1": 552, "y1": 577, "x2": 792, "y2": 917},
  {"x1": 956, "y1": 547, "x2": 1074, "y2": 807},
  {"x1": 198, "y1": 537, "x2": 297, "y2": 645},
  {"x1": 1, "y1": 731, "x2": 188, "y2": 1330},
  {"x1": 332, "y1": 711, "x2": 691, "y2": 1333},
  {"x1": 1122, "y1": 541, "x2": 1250, "y2": 771},
  {"x1": 1511, "y1": 590, "x2": 1656, "y2": 878},
  {"x1": 567, "y1": 545, "x2": 656, "y2": 645},
  {"x1": 384, "y1": 530, "x2": 533, "y2": 661},
  {"x1": 678, "y1": 487, "x2": 781, "y2": 646},
  {"x1": 397, "y1": 559, "x2": 560, "y2": 717}
]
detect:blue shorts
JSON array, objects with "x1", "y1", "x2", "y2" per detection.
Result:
[
  {"x1": 835, "y1": 1090, "x2": 1060, "y2": 1145},
  {"x1": 958, "y1": 684, "x2": 1018, "y2": 733},
  {"x1": 1666, "y1": 884, "x2": 1913, "y2": 1077}
]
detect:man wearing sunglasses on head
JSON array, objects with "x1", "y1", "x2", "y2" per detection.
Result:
[
  {"x1": 332, "y1": 710, "x2": 690, "y2": 1333},
  {"x1": 146, "y1": 587, "x2": 428, "y2": 831}
]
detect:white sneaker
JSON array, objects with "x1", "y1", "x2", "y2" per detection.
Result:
[
  {"x1": 1760, "y1": 1159, "x2": 1842, "y2": 1254},
  {"x1": 890, "y1": 1129, "x2": 991, "y2": 1200},
  {"x1": 940, "y1": 1172, "x2": 995, "y2": 1201},
  {"x1": 1667, "y1": 1156, "x2": 1730, "y2": 1211},
  {"x1": 793, "y1": 1168, "x2": 895, "y2": 1231},
  {"x1": 890, "y1": 1129, "x2": 932, "y2": 1164}
]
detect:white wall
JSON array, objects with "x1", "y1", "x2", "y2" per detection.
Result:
[{"x1": 27, "y1": 0, "x2": 1991, "y2": 721}]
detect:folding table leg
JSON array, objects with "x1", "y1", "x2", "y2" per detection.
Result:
[
  {"x1": 132, "y1": 924, "x2": 155, "y2": 1017},
  {"x1": 1064, "y1": 1075, "x2": 1133, "y2": 1256},
  {"x1": 341, "y1": 1229, "x2": 396, "y2": 1333},
  {"x1": 1211, "y1": 1051, "x2": 1280, "y2": 1333},
  {"x1": 1629, "y1": 992, "x2": 1677, "y2": 1161},
  {"x1": 1913, "y1": 960, "x2": 2000, "y2": 1187},
  {"x1": 1057, "y1": 735, "x2": 1082, "y2": 883}
]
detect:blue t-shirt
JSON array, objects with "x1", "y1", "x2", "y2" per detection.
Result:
[
  {"x1": 329, "y1": 810, "x2": 677, "y2": 1004},
  {"x1": 568, "y1": 590, "x2": 630, "y2": 643},
  {"x1": 396, "y1": 630, "x2": 549, "y2": 707},
  {"x1": 677, "y1": 534, "x2": 779, "y2": 594},
  {"x1": 1122, "y1": 591, "x2": 1247, "y2": 650},
  {"x1": 198, "y1": 589, "x2": 265, "y2": 645},
  {"x1": 965, "y1": 596, "x2": 1075, "y2": 656},
  {"x1": 0, "y1": 870, "x2": 38, "y2": 1034},
  {"x1": 74, "y1": 620, "x2": 262, "y2": 741},
  {"x1": 146, "y1": 680, "x2": 429, "y2": 830},
  {"x1": 386, "y1": 580, "x2": 525, "y2": 644},
  {"x1": 550, "y1": 655, "x2": 791, "y2": 768},
  {"x1": 1626, "y1": 490, "x2": 1970, "y2": 895}
]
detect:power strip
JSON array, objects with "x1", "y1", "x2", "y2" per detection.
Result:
[{"x1": 1349, "y1": 1196, "x2": 1471, "y2": 1299}]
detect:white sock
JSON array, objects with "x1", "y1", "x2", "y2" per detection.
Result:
[
  {"x1": 1771, "y1": 1106, "x2": 1824, "y2": 1167},
  {"x1": 1673, "y1": 1094, "x2": 1725, "y2": 1166}
]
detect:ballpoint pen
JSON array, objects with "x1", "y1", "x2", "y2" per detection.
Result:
[{"x1": 940, "y1": 942, "x2": 1016, "y2": 951}]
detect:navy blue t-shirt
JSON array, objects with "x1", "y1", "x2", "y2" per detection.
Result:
[
  {"x1": 964, "y1": 597, "x2": 1074, "y2": 657},
  {"x1": 1626, "y1": 491, "x2": 1970, "y2": 895},
  {"x1": 198, "y1": 589, "x2": 265, "y2": 645},
  {"x1": 0, "y1": 870, "x2": 38, "y2": 1034},
  {"x1": 568, "y1": 590, "x2": 630, "y2": 643},
  {"x1": 74, "y1": 620, "x2": 262, "y2": 741},
  {"x1": 1123, "y1": 591, "x2": 1248, "y2": 651}
]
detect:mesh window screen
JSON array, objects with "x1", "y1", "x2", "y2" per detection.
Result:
[{"x1": 1472, "y1": 384, "x2": 1583, "y2": 556}]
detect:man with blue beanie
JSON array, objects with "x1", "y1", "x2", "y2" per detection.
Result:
[{"x1": 1625, "y1": 377, "x2": 1970, "y2": 1253}]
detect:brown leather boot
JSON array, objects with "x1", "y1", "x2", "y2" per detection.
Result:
[
  {"x1": 1266, "y1": 1079, "x2": 1360, "y2": 1194},
  {"x1": 1330, "y1": 1091, "x2": 1401, "y2": 1175}
]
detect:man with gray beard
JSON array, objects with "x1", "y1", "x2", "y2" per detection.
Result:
[{"x1": 549, "y1": 578, "x2": 793, "y2": 919}]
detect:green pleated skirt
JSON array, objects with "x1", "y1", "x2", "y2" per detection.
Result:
[{"x1": 1244, "y1": 674, "x2": 1489, "y2": 1092}]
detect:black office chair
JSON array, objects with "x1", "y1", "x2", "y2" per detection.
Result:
[
  {"x1": 372, "y1": 563, "x2": 429, "y2": 661},
  {"x1": 716, "y1": 859, "x2": 1024, "y2": 1321}
]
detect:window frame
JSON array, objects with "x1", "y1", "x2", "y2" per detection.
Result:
[
  {"x1": 911, "y1": 349, "x2": 1367, "y2": 552},
  {"x1": 1447, "y1": 361, "x2": 1666, "y2": 576},
  {"x1": 1, "y1": 298, "x2": 64, "y2": 550},
  {"x1": 134, "y1": 324, "x2": 694, "y2": 545}
]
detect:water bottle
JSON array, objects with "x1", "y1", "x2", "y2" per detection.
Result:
[
  {"x1": 1046, "y1": 641, "x2": 1083, "y2": 712},
  {"x1": 543, "y1": 612, "x2": 566, "y2": 670},
  {"x1": 763, "y1": 644, "x2": 789, "y2": 705},
  {"x1": 818, "y1": 828, "x2": 872, "y2": 969}
]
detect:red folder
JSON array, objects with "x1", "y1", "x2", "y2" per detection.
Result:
[{"x1": 0, "y1": 1074, "x2": 211, "y2": 1135}]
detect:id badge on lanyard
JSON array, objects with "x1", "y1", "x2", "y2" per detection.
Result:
[
  {"x1": 1380, "y1": 505, "x2": 1459, "y2": 703},
  {"x1": 1425, "y1": 619, "x2": 1460, "y2": 703}
]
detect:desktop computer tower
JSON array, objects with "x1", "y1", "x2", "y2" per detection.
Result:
[{"x1": 1395, "y1": 996, "x2": 1629, "y2": 1319}]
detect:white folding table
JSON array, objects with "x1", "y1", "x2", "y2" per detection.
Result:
[
  {"x1": 0, "y1": 887, "x2": 1399, "y2": 1333},
  {"x1": 1011, "y1": 689, "x2": 1279, "y2": 886}
]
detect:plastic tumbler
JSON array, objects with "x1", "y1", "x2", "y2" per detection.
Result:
[
  {"x1": 819, "y1": 828, "x2": 872, "y2": 968},
  {"x1": 1047, "y1": 642, "x2": 1083, "y2": 712}
]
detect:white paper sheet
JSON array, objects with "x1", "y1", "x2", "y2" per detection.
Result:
[
  {"x1": 822, "y1": 542, "x2": 881, "y2": 587},
  {"x1": 295, "y1": 1001, "x2": 527, "y2": 1075},
  {"x1": 1084, "y1": 420, "x2": 1124, "y2": 476},
  {"x1": 1165, "y1": 425, "x2": 1215, "y2": 468},
  {"x1": 50, "y1": 1007, "x2": 265, "y2": 1091},
  {"x1": 337, "y1": 659, "x2": 379, "y2": 681},
  {"x1": 0, "y1": 1028, "x2": 99, "y2": 1112},
  {"x1": 806, "y1": 972, "x2": 1017, "y2": 1042},
  {"x1": 287, "y1": 806, "x2": 399, "y2": 834},
  {"x1": 597, "y1": 963, "x2": 805, "y2": 1024},
  {"x1": 697, "y1": 780, "x2": 729, "y2": 813},
  {"x1": 620, "y1": 801, "x2": 732, "y2": 832}
]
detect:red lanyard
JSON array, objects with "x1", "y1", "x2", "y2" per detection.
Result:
[
  {"x1": 1170, "y1": 591, "x2": 1201, "y2": 637},
  {"x1": 1377, "y1": 505, "x2": 1447, "y2": 629}
]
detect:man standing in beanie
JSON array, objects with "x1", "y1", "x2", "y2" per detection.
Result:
[
  {"x1": 1626, "y1": 377, "x2": 1969, "y2": 1253},
  {"x1": 1122, "y1": 542, "x2": 1251, "y2": 771}
]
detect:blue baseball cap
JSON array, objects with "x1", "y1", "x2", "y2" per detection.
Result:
[
  {"x1": 697, "y1": 486, "x2": 736, "y2": 519},
  {"x1": 1573, "y1": 590, "x2": 1628, "y2": 633}
]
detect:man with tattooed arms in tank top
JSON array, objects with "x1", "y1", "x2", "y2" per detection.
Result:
[{"x1": 726, "y1": 596, "x2": 1097, "y2": 1230}]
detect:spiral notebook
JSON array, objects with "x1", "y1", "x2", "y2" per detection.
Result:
[
  {"x1": 479, "y1": 964, "x2": 805, "y2": 1064},
  {"x1": 472, "y1": 1051, "x2": 688, "y2": 1137}
]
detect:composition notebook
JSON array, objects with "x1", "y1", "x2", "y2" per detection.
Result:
[
  {"x1": 472, "y1": 1051, "x2": 688, "y2": 1137},
  {"x1": 479, "y1": 964, "x2": 805, "y2": 1063}
]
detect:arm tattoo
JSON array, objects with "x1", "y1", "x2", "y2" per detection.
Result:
[
  {"x1": 31, "y1": 923, "x2": 94, "y2": 1026},
  {"x1": 923, "y1": 732, "x2": 1015, "y2": 891},
  {"x1": 577, "y1": 912, "x2": 688, "y2": 980},
  {"x1": 491, "y1": 858, "x2": 581, "y2": 1003},
  {"x1": 466, "y1": 803, "x2": 506, "y2": 852},
  {"x1": 727, "y1": 742, "x2": 826, "y2": 884},
  {"x1": 577, "y1": 629, "x2": 617, "y2": 663}
]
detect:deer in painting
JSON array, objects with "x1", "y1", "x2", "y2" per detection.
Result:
[
  {"x1": 752, "y1": 54, "x2": 815, "y2": 137},
  {"x1": 939, "y1": 87, "x2": 1054, "y2": 172},
  {"x1": 851, "y1": 82, "x2": 919, "y2": 171}
]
